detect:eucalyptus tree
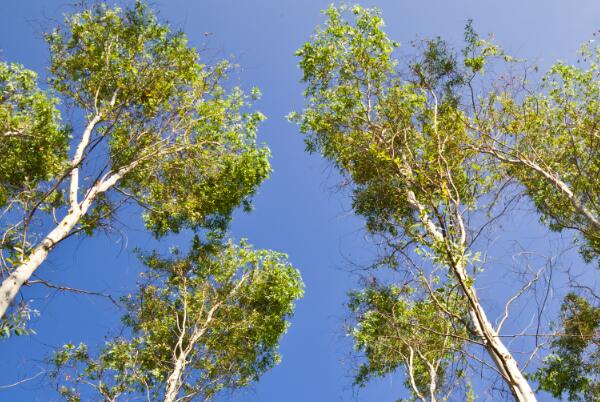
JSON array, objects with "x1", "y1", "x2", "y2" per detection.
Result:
[
  {"x1": 0, "y1": 1, "x2": 271, "y2": 330},
  {"x1": 50, "y1": 237, "x2": 303, "y2": 402},
  {"x1": 292, "y1": 6, "x2": 544, "y2": 401}
]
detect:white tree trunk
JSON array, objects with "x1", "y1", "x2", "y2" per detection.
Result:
[
  {"x1": 0, "y1": 210, "x2": 82, "y2": 319},
  {"x1": 0, "y1": 105, "x2": 162, "y2": 321},
  {"x1": 164, "y1": 353, "x2": 187, "y2": 402},
  {"x1": 0, "y1": 115, "x2": 102, "y2": 320},
  {"x1": 454, "y1": 260, "x2": 537, "y2": 402},
  {"x1": 0, "y1": 167, "x2": 127, "y2": 320},
  {"x1": 406, "y1": 190, "x2": 537, "y2": 402}
]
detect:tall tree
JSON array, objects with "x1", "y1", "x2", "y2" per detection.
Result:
[
  {"x1": 0, "y1": 1, "x2": 271, "y2": 330},
  {"x1": 50, "y1": 238, "x2": 303, "y2": 402},
  {"x1": 292, "y1": 6, "x2": 548, "y2": 401}
]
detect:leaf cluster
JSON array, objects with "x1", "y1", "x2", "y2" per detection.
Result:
[
  {"x1": 51, "y1": 238, "x2": 303, "y2": 401},
  {"x1": 0, "y1": 62, "x2": 69, "y2": 207},
  {"x1": 533, "y1": 293, "x2": 599, "y2": 401},
  {"x1": 46, "y1": 0, "x2": 271, "y2": 236}
]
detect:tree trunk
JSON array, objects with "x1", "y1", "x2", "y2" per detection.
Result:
[
  {"x1": 406, "y1": 190, "x2": 537, "y2": 401},
  {"x1": 164, "y1": 353, "x2": 187, "y2": 402},
  {"x1": 453, "y1": 260, "x2": 537, "y2": 402},
  {"x1": 0, "y1": 115, "x2": 103, "y2": 321},
  {"x1": 0, "y1": 167, "x2": 127, "y2": 320},
  {"x1": 0, "y1": 209, "x2": 83, "y2": 319}
]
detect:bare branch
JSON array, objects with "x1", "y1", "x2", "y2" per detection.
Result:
[
  {"x1": 0, "y1": 370, "x2": 45, "y2": 390},
  {"x1": 25, "y1": 278, "x2": 120, "y2": 307},
  {"x1": 497, "y1": 267, "x2": 543, "y2": 332}
]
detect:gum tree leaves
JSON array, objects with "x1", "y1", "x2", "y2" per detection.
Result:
[
  {"x1": 0, "y1": 1, "x2": 272, "y2": 327},
  {"x1": 0, "y1": 62, "x2": 68, "y2": 207},
  {"x1": 51, "y1": 239, "x2": 304, "y2": 402}
]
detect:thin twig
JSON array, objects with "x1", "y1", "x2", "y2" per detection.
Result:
[
  {"x1": 25, "y1": 278, "x2": 119, "y2": 307},
  {"x1": 0, "y1": 370, "x2": 45, "y2": 389}
]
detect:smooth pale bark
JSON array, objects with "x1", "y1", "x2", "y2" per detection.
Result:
[
  {"x1": 479, "y1": 146, "x2": 600, "y2": 232},
  {"x1": 163, "y1": 276, "x2": 249, "y2": 402},
  {"x1": 452, "y1": 259, "x2": 536, "y2": 402},
  {"x1": 0, "y1": 115, "x2": 99, "y2": 320},
  {"x1": 69, "y1": 115, "x2": 102, "y2": 211},
  {"x1": 0, "y1": 99, "x2": 169, "y2": 321},
  {"x1": 405, "y1": 189, "x2": 537, "y2": 402},
  {"x1": 406, "y1": 348, "x2": 428, "y2": 402},
  {"x1": 0, "y1": 210, "x2": 82, "y2": 319},
  {"x1": 0, "y1": 165, "x2": 130, "y2": 320},
  {"x1": 163, "y1": 301, "x2": 224, "y2": 402},
  {"x1": 164, "y1": 353, "x2": 188, "y2": 402}
]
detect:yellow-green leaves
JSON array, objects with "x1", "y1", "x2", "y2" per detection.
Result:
[
  {"x1": 45, "y1": 1, "x2": 272, "y2": 236},
  {"x1": 51, "y1": 239, "x2": 303, "y2": 401},
  {"x1": 0, "y1": 64, "x2": 69, "y2": 338},
  {"x1": 349, "y1": 282, "x2": 468, "y2": 398},
  {"x1": 485, "y1": 42, "x2": 600, "y2": 264},
  {"x1": 297, "y1": 5, "x2": 599, "y2": 401},
  {"x1": 47, "y1": 1, "x2": 196, "y2": 115},
  {"x1": 533, "y1": 293, "x2": 600, "y2": 401},
  {"x1": 293, "y1": 6, "x2": 483, "y2": 246},
  {"x1": 1, "y1": 1, "x2": 273, "y2": 339},
  {"x1": 294, "y1": 7, "x2": 546, "y2": 400},
  {"x1": 0, "y1": 62, "x2": 68, "y2": 207}
]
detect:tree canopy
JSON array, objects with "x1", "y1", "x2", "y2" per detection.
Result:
[
  {"x1": 293, "y1": 5, "x2": 598, "y2": 401},
  {"x1": 0, "y1": 0, "x2": 271, "y2": 330},
  {"x1": 51, "y1": 238, "x2": 303, "y2": 402},
  {"x1": 0, "y1": 62, "x2": 68, "y2": 207},
  {"x1": 0, "y1": 2, "x2": 598, "y2": 401}
]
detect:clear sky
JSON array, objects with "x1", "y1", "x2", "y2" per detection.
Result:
[{"x1": 0, "y1": 1, "x2": 599, "y2": 401}]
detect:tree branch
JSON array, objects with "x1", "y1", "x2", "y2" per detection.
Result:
[{"x1": 25, "y1": 278, "x2": 119, "y2": 307}]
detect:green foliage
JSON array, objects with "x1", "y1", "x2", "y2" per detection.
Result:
[
  {"x1": 349, "y1": 281, "x2": 468, "y2": 400},
  {"x1": 0, "y1": 62, "x2": 69, "y2": 207},
  {"x1": 1, "y1": 1, "x2": 273, "y2": 333},
  {"x1": 51, "y1": 238, "x2": 303, "y2": 401},
  {"x1": 292, "y1": 6, "x2": 533, "y2": 399},
  {"x1": 296, "y1": 8, "x2": 600, "y2": 398},
  {"x1": 0, "y1": 62, "x2": 68, "y2": 336},
  {"x1": 533, "y1": 293, "x2": 599, "y2": 401},
  {"x1": 292, "y1": 5, "x2": 496, "y2": 246},
  {"x1": 0, "y1": 302, "x2": 38, "y2": 338},
  {"x1": 484, "y1": 42, "x2": 600, "y2": 263},
  {"x1": 45, "y1": 0, "x2": 271, "y2": 236}
]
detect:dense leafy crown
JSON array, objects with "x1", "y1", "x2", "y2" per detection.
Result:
[
  {"x1": 292, "y1": 6, "x2": 494, "y2": 397},
  {"x1": 52, "y1": 238, "x2": 304, "y2": 401},
  {"x1": 291, "y1": 6, "x2": 494, "y2": 245},
  {"x1": 0, "y1": 62, "x2": 68, "y2": 206},
  {"x1": 533, "y1": 293, "x2": 599, "y2": 401},
  {"x1": 293, "y1": 4, "x2": 599, "y2": 400},
  {"x1": 294, "y1": 5, "x2": 600, "y2": 261},
  {"x1": 0, "y1": 1, "x2": 274, "y2": 340},
  {"x1": 479, "y1": 42, "x2": 600, "y2": 263},
  {"x1": 45, "y1": 1, "x2": 271, "y2": 235},
  {"x1": 349, "y1": 281, "x2": 469, "y2": 400}
]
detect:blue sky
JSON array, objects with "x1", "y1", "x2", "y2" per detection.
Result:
[{"x1": 0, "y1": 1, "x2": 599, "y2": 401}]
